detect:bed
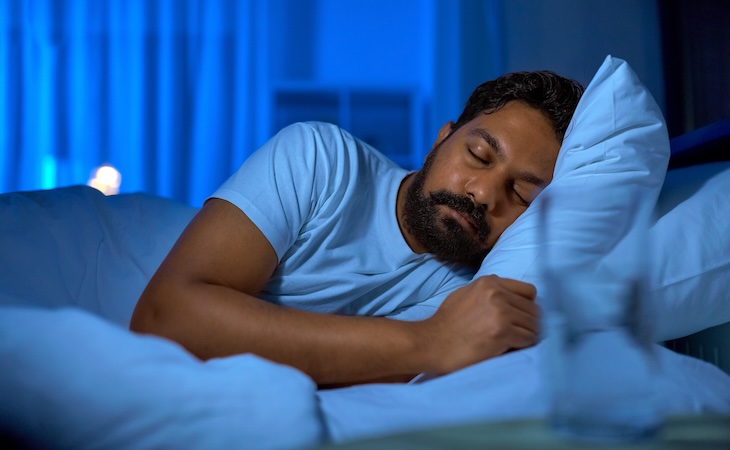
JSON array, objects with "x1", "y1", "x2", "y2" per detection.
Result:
[{"x1": 1, "y1": 56, "x2": 729, "y2": 449}]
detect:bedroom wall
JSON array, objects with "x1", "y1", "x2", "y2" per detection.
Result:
[
  {"x1": 429, "y1": 0, "x2": 665, "y2": 147},
  {"x1": 499, "y1": 0, "x2": 665, "y2": 107},
  {"x1": 659, "y1": 0, "x2": 730, "y2": 137},
  {"x1": 1, "y1": 0, "x2": 721, "y2": 205},
  {"x1": 265, "y1": 0, "x2": 667, "y2": 172}
]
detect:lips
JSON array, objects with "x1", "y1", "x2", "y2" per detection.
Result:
[
  {"x1": 458, "y1": 210, "x2": 479, "y2": 233},
  {"x1": 444, "y1": 207, "x2": 478, "y2": 235}
]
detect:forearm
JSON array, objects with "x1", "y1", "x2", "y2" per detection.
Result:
[{"x1": 130, "y1": 279, "x2": 436, "y2": 385}]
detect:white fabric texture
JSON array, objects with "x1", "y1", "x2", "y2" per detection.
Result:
[
  {"x1": 0, "y1": 185, "x2": 325, "y2": 447},
  {"x1": 0, "y1": 185, "x2": 197, "y2": 326},
  {"x1": 210, "y1": 121, "x2": 473, "y2": 317},
  {"x1": 650, "y1": 161, "x2": 730, "y2": 340},
  {"x1": 0, "y1": 306, "x2": 323, "y2": 449},
  {"x1": 319, "y1": 343, "x2": 730, "y2": 443}
]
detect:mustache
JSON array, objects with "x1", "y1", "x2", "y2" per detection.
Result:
[{"x1": 429, "y1": 190, "x2": 489, "y2": 242}]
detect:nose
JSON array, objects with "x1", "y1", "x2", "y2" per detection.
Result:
[{"x1": 466, "y1": 172, "x2": 505, "y2": 213}]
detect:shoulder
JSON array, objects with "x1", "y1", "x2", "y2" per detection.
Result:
[
  {"x1": 264, "y1": 122, "x2": 346, "y2": 167},
  {"x1": 280, "y1": 121, "x2": 391, "y2": 157},
  {"x1": 273, "y1": 121, "x2": 351, "y2": 151},
  {"x1": 275, "y1": 121, "x2": 398, "y2": 176}
]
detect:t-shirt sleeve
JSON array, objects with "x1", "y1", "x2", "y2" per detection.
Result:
[{"x1": 209, "y1": 122, "x2": 330, "y2": 261}]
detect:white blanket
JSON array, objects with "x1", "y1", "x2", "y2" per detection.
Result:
[
  {"x1": 319, "y1": 342, "x2": 730, "y2": 443},
  {"x1": 2, "y1": 306, "x2": 730, "y2": 448},
  {"x1": 0, "y1": 306, "x2": 323, "y2": 449}
]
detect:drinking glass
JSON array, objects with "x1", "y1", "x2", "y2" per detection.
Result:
[{"x1": 539, "y1": 192, "x2": 661, "y2": 441}]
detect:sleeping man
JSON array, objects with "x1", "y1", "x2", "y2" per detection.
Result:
[{"x1": 130, "y1": 71, "x2": 584, "y2": 386}]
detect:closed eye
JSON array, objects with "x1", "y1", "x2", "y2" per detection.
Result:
[
  {"x1": 468, "y1": 147, "x2": 490, "y2": 165},
  {"x1": 513, "y1": 188, "x2": 530, "y2": 206}
]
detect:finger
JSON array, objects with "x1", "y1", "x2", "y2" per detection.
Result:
[
  {"x1": 506, "y1": 323, "x2": 540, "y2": 350},
  {"x1": 507, "y1": 293, "x2": 542, "y2": 319},
  {"x1": 509, "y1": 304, "x2": 541, "y2": 335},
  {"x1": 492, "y1": 277, "x2": 537, "y2": 300}
]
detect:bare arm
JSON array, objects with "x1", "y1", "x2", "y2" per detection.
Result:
[{"x1": 130, "y1": 199, "x2": 539, "y2": 385}]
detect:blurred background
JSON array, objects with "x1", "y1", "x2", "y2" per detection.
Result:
[{"x1": 1, "y1": 0, "x2": 728, "y2": 206}]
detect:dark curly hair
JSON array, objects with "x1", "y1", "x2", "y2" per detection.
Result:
[{"x1": 453, "y1": 71, "x2": 585, "y2": 142}]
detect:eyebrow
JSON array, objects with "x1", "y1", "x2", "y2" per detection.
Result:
[{"x1": 466, "y1": 127, "x2": 548, "y2": 187}]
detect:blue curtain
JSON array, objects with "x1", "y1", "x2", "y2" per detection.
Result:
[{"x1": 1, "y1": 0, "x2": 259, "y2": 206}]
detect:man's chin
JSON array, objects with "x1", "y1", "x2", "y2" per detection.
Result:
[{"x1": 428, "y1": 240, "x2": 490, "y2": 270}]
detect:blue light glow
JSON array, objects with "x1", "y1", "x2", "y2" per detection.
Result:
[{"x1": 0, "y1": 0, "x2": 665, "y2": 206}]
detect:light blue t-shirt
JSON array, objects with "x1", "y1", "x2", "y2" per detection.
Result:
[{"x1": 211, "y1": 122, "x2": 473, "y2": 320}]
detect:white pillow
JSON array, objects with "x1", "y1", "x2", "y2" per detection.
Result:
[
  {"x1": 0, "y1": 306, "x2": 322, "y2": 449},
  {"x1": 476, "y1": 56, "x2": 670, "y2": 325},
  {"x1": 650, "y1": 162, "x2": 730, "y2": 340}
]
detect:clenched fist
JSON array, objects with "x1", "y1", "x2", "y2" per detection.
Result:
[{"x1": 419, "y1": 275, "x2": 540, "y2": 375}]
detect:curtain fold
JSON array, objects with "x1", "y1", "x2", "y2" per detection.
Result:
[{"x1": 1, "y1": 0, "x2": 256, "y2": 206}]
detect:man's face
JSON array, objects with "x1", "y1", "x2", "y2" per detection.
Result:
[{"x1": 402, "y1": 101, "x2": 561, "y2": 269}]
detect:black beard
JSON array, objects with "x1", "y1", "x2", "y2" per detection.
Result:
[{"x1": 402, "y1": 152, "x2": 491, "y2": 270}]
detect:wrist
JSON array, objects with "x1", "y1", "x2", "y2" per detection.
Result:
[{"x1": 401, "y1": 318, "x2": 446, "y2": 375}]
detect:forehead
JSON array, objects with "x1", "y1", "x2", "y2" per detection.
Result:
[{"x1": 457, "y1": 101, "x2": 561, "y2": 178}]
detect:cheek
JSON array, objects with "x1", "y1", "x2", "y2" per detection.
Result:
[
  {"x1": 424, "y1": 157, "x2": 467, "y2": 193},
  {"x1": 490, "y1": 209, "x2": 525, "y2": 242}
]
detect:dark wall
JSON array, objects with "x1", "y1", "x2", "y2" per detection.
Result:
[{"x1": 660, "y1": 0, "x2": 730, "y2": 137}]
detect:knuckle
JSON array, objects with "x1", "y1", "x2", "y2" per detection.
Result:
[
  {"x1": 477, "y1": 275, "x2": 497, "y2": 285},
  {"x1": 488, "y1": 318, "x2": 509, "y2": 338}
]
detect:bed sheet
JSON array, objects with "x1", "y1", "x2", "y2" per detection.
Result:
[
  {"x1": 0, "y1": 306, "x2": 323, "y2": 449},
  {"x1": 3, "y1": 302, "x2": 728, "y2": 448},
  {"x1": 0, "y1": 185, "x2": 197, "y2": 326},
  {"x1": 319, "y1": 342, "x2": 730, "y2": 444}
]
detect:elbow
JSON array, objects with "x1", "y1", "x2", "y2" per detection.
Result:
[
  {"x1": 129, "y1": 287, "x2": 166, "y2": 335},
  {"x1": 129, "y1": 282, "x2": 210, "y2": 361}
]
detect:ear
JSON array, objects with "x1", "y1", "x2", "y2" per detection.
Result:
[
  {"x1": 433, "y1": 121, "x2": 454, "y2": 149},
  {"x1": 423, "y1": 121, "x2": 454, "y2": 163},
  {"x1": 424, "y1": 121, "x2": 454, "y2": 160}
]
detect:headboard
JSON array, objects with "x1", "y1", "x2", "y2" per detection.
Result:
[{"x1": 667, "y1": 117, "x2": 730, "y2": 169}]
